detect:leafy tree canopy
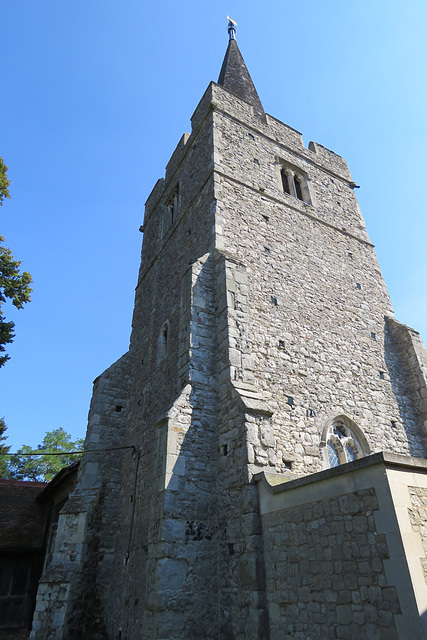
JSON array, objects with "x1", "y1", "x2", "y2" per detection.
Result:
[
  {"x1": 5, "y1": 427, "x2": 84, "y2": 482},
  {"x1": 0, "y1": 156, "x2": 33, "y2": 366},
  {"x1": 0, "y1": 158, "x2": 11, "y2": 204},
  {"x1": 0, "y1": 417, "x2": 11, "y2": 478}
]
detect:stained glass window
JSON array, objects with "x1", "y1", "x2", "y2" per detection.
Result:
[
  {"x1": 327, "y1": 442, "x2": 340, "y2": 467},
  {"x1": 324, "y1": 419, "x2": 365, "y2": 469},
  {"x1": 345, "y1": 444, "x2": 357, "y2": 463}
]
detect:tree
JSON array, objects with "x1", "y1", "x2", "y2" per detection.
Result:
[
  {"x1": 0, "y1": 417, "x2": 10, "y2": 478},
  {"x1": 0, "y1": 157, "x2": 11, "y2": 203},
  {"x1": 6, "y1": 428, "x2": 84, "y2": 482},
  {"x1": 0, "y1": 157, "x2": 32, "y2": 366}
]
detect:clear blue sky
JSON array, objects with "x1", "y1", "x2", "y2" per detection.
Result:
[{"x1": 1, "y1": 1, "x2": 426, "y2": 452}]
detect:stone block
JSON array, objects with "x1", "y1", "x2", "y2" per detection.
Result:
[
  {"x1": 260, "y1": 425, "x2": 275, "y2": 447},
  {"x1": 366, "y1": 623, "x2": 381, "y2": 640},
  {"x1": 155, "y1": 559, "x2": 188, "y2": 591},
  {"x1": 228, "y1": 348, "x2": 242, "y2": 367},
  {"x1": 238, "y1": 554, "x2": 258, "y2": 588},
  {"x1": 165, "y1": 473, "x2": 180, "y2": 491},
  {"x1": 234, "y1": 270, "x2": 249, "y2": 285},
  {"x1": 336, "y1": 605, "x2": 351, "y2": 625},
  {"x1": 157, "y1": 612, "x2": 186, "y2": 637},
  {"x1": 162, "y1": 519, "x2": 186, "y2": 542}
]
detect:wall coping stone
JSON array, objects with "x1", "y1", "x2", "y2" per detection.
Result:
[{"x1": 254, "y1": 451, "x2": 427, "y2": 494}]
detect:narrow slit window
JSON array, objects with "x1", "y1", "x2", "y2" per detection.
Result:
[
  {"x1": 158, "y1": 322, "x2": 169, "y2": 361},
  {"x1": 163, "y1": 184, "x2": 180, "y2": 236},
  {"x1": 168, "y1": 185, "x2": 179, "y2": 224}
]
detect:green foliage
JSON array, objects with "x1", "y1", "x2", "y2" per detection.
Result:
[
  {"x1": 0, "y1": 417, "x2": 11, "y2": 478},
  {"x1": 6, "y1": 428, "x2": 84, "y2": 482},
  {"x1": 0, "y1": 157, "x2": 11, "y2": 205},
  {"x1": 0, "y1": 237, "x2": 33, "y2": 366},
  {"x1": 0, "y1": 157, "x2": 33, "y2": 366}
]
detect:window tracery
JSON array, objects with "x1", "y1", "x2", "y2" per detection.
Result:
[{"x1": 321, "y1": 416, "x2": 368, "y2": 468}]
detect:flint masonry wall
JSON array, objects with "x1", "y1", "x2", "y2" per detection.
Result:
[
  {"x1": 210, "y1": 82, "x2": 427, "y2": 480},
  {"x1": 31, "y1": 352, "x2": 134, "y2": 639},
  {"x1": 121, "y1": 89, "x2": 220, "y2": 639},
  {"x1": 30, "y1": 75, "x2": 427, "y2": 640},
  {"x1": 31, "y1": 84, "x2": 221, "y2": 640},
  {"x1": 214, "y1": 251, "x2": 270, "y2": 640},
  {"x1": 209, "y1": 81, "x2": 427, "y2": 638}
]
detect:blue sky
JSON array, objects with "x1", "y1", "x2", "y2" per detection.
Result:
[{"x1": 1, "y1": 1, "x2": 426, "y2": 452}]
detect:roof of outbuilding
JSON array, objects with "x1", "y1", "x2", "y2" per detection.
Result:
[
  {"x1": 0, "y1": 480, "x2": 47, "y2": 550},
  {"x1": 37, "y1": 460, "x2": 79, "y2": 502}
]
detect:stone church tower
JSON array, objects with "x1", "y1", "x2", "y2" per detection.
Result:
[{"x1": 31, "y1": 22, "x2": 427, "y2": 640}]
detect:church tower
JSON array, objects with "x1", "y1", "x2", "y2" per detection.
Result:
[{"x1": 31, "y1": 22, "x2": 427, "y2": 640}]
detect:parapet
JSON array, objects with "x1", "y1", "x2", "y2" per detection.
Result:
[
  {"x1": 143, "y1": 78, "x2": 356, "y2": 226},
  {"x1": 191, "y1": 81, "x2": 354, "y2": 184},
  {"x1": 165, "y1": 133, "x2": 190, "y2": 183},
  {"x1": 308, "y1": 141, "x2": 352, "y2": 182},
  {"x1": 144, "y1": 178, "x2": 165, "y2": 222}
]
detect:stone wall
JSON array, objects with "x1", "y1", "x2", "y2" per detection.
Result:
[
  {"x1": 211, "y1": 81, "x2": 427, "y2": 478},
  {"x1": 31, "y1": 352, "x2": 134, "y2": 639},
  {"x1": 123, "y1": 93, "x2": 219, "y2": 639},
  {"x1": 263, "y1": 488, "x2": 399, "y2": 640},
  {"x1": 387, "y1": 318, "x2": 427, "y2": 440},
  {"x1": 408, "y1": 486, "x2": 427, "y2": 585},
  {"x1": 256, "y1": 453, "x2": 427, "y2": 640},
  {"x1": 30, "y1": 75, "x2": 427, "y2": 640},
  {"x1": 384, "y1": 460, "x2": 427, "y2": 638}
]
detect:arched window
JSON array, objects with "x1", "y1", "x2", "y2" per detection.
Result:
[
  {"x1": 281, "y1": 168, "x2": 291, "y2": 195},
  {"x1": 345, "y1": 443, "x2": 357, "y2": 462},
  {"x1": 321, "y1": 416, "x2": 369, "y2": 469},
  {"x1": 294, "y1": 175, "x2": 303, "y2": 201},
  {"x1": 278, "y1": 163, "x2": 310, "y2": 203},
  {"x1": 327, "y1": 441, "x2": 341, "y2": 468}
]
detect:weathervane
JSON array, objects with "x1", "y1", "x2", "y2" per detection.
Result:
[{"x1": 227, "y1": 16, "x2": 237, "y2": 40}]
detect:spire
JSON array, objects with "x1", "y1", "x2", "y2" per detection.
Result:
[{"x1": 217, "y1": 18, "x2": 264, "y2": 116}]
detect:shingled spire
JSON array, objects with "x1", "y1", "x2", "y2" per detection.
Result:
[{"x1": 218, "y1": 18, "x2": 264, "y2": 116}]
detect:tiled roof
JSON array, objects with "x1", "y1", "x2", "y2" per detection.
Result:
[{"x1": 0, "y1": 480, "x2": 47, "y2": 549}]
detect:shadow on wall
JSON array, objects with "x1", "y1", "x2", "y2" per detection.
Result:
[
  {"x1": 384, "y1": 318, "x2": 427, "y2": 458},
  {"x1": 153, "y1": 253, "x2": 269, "y2": 640},
  {"x1": 420, "y1": 608, "x2": 427, "y2": 639}
]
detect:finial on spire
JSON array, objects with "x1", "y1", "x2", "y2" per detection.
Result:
[
  {"x1": 227, "y1": 16, "x2": 237, "y2": 40},
  {"x1": 218, "y1": 17, "x2": 264, "y2": 116}
]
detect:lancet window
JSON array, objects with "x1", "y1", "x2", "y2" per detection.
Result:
[{"x1": 279, "y1": 164, "x2": 310, "y2": 204}]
